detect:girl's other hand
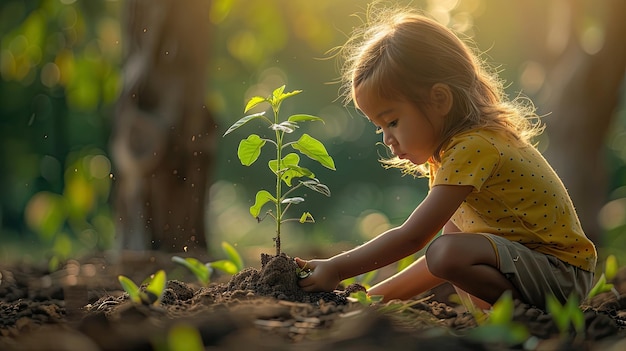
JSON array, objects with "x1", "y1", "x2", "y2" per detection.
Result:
[{"x1": 295, "y1": 257, "x2": 341, "y2": 292}]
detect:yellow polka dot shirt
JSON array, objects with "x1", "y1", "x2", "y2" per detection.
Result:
[{"x1": 429, "y1": 129, "x2": 597, "y2": 272}]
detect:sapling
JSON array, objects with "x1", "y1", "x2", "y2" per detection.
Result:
[
  {"x1": 172, "y1": 241, "x2": 244, "y2": 286},
  {"x1": 224, "y1": 85, "x2": 335, "y2": 256},
  {"x1": 118, "y1": 270, "x2": 167, "y2": 305}
]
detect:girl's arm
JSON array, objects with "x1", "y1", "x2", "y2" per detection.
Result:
[
  {"x1": 298, "y1": 184, "x2": 473, "y2": 292},
  {"x1": 366, "y1": 219, "x2": 463, "y2": 300}
]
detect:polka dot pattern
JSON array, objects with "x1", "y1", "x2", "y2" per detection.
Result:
[{"x1": 429, "y1": 129, "x2": 596, "y2": 272}]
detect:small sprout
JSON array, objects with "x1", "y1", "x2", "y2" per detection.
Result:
[
  {"x1": 172, "y1": 256, "x2": 212, "y2": 286},
  {"x1": 224, "y1": 85, "x2": 335, "y2": 256},
  {"x1": 350, "y1": 290, "x2": 383, "y2": 306},
  {"x1": 117, "y1": 270, "x2": 167, "y2": 305},
  {"x1": 546, "y1": 293, "x2": 585, "y2": 339},
  {"x1": 173, "y1": 241, "x2": 244, "y2": 285},
  {"x1": 118, "y1": 275, "x2": 142, "y2": 304},
  {"x1": 605, "y1": 254, "x2": 618, "y2": 280},
  {"x1": 467, "y1": 291, "x2": 529, "y2": 346},
  {"x1": 587, "y1": 254, "x2": 620, "y2": 299}
]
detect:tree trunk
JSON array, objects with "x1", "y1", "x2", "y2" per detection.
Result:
[{"x1": 111, "y1": 0, "x2": 215, "y2": 254}]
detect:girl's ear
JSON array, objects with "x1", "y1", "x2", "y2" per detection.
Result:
[{"x1": 430, "y1": 83, "x2": 453, "y2": 116}]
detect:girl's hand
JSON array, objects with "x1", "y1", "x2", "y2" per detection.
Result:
[{"x1": 295, "y1": 257, "x2": 341, "y2": 292}]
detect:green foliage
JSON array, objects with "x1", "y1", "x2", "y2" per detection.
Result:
[
  {"x1": 172, "y1": 241, "x2": 244, "y2": 286},
  {"x1": 349, "y1": 290, "x2": 383, "y2": 306},
  {"x1": 171, "y1": 256, "x2": 212, "y2": 286},
  {"x1": 546, "y1": 294, "x2": 585, "y2": 339},
  {"x1": 118, "y1": 270, "x2": 167, "y2": 305},
  {"x1": 397, "y1": 254, "x2": 418, "y2": 272},
  {"x1": 341, "y1": 270, "x2": 378, "y2": 290},
  {"x1": 166, "y1": 324, "x2": 204, "y2": 351},
  {"x1": 587, "y1": 254, "x2": 619, "y2": 299},
  {"x1": 23, "y1": 149, "x2": 114, "y2": 266},
  {"x1": 467, "y1": 291, "x2": 530, "y2": 346},
  {"x1": 224, "y1": 85, "x2": 335, "y2": 256}
]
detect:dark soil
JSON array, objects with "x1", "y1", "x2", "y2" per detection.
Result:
[{"x1": 1, "y1": 251, "x2": 625, "y2": 350}]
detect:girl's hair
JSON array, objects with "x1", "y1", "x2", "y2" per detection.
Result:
[{"x1": 340, "y1": 6, "x2": 543, "y2": 176}]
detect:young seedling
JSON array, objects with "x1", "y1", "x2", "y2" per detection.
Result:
[
  {"x1": 224, "y1": 85, "x2": 335, "y2": 256},
  {"x1": 172, "y1": 241, "x2": 244, "y2": 286},
  {"x1": 587, "y1": 254, "x2": 620, "y2": 299},
  {"x1": 349, "y1": 290, "x2": 384, "y2": 306},
  {"x1": 117, "y1": 270, "x2": 167, "y2": 305},
  {"x1": 546, "y1": 293, "x2": 585, "y2": 340},
  {"x1": 467, "y1": 291, "x2": 530, "y2": 346}
]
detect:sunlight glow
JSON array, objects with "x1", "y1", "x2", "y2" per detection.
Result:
[
  {"x1": 598, "y1": 198, "x2": 626, "y2": 231},
  {"x1": 580, "y1": 26, "x2": 604, "y2": 55},
  {"x1": 358, "y1": 210, "x2": 391, "y2": 240}
]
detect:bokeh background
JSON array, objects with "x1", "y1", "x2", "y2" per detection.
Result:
[{"x1": 1, "y1": 0, "x2": 625, "y2": 269}]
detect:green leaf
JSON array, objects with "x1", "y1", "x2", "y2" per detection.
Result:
[
  {"x1": 546, "y1": 295, "x2": 568, "y2": 334},
  {"x1": 223, "y1": 112, "x2": 266, "y2": 136},
  {"x1": 299, "y1": 212, "x2": 314, "y2": 223},
  {"x1": 172, "y1": 256, "x2": 211, "y2": 285},
  {"x1": 221, "y1": 241, "x2": 244, "y2": 272},
  {"x1": 237, "y1": 134, "x2": 266, "y2": 166},
  {"x1": 283, "y1": 197, "x2": 305, "y2": 204},
  {"x1": 292, "y1": 134, "x2": 336, "y2": 170},
  {"x1": 587, "y1": 274, "x2": 608, "y2": 299},
  {"x1": 605, "y1": 255, "x2": 618, "y2": 280},
  {"x1": 168, "y1": 324, "x2": 204, "y2": 351},
  {"x1": 268, "y1": 154, "x2": 313, "y2": 186},
  {"x1": 210, "y1": 260, "x2": 239, "y2": 275},
  {"x1": 300, "y1": 179, "x2": 331, "y2": 197},
  {"x1": 118, "y1": 275, "x2": 141, "y2": 304},
  {"x1": 145, "y1": 270, "x2": 167, "y2": 305},
  {"x1": 250, "y1": 190, "x2": 277, "y2": 217},
  {"x1": 489, "y1": 291, "x2": 513, "y2": 326},
  {"x1": 244, "y1": 96, "x2": 267, "y2": 113},
  {"x1": 468, "y1": 324, "x2": 528, "y2": 345},
  {"x1": 269, "y1": 153, "x2": 299, "y2": 175},
  {"x1": 271, "y1": 121, "x2": 298, "y2": 133},
  {"x1": 287, "y1": 114, "x2": 324, "y2": 123},
  {"x1": 565, "y1": 295, "x2": 585, "y2": 334},
  {"x1": 270, "y1": 85, "x2": 302, "y2": 107},
  {"x1": 272, "y1": 85, "x2": 286, "y2": 100}
]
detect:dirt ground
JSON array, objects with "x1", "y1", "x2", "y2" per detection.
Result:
[{"x1": 0, "y1": 251, "x2": 625, "y2": 351}]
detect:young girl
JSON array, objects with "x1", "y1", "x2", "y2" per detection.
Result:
[{"x1": 295, "y1": 8, "x2": 597, "y2": 310}]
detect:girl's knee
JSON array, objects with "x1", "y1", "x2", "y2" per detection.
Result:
[{"x1": 425, "y1": 236, "x2": 456, "y2": 278}]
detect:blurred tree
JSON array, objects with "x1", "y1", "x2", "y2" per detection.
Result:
[
  {"x1": 516, "y1": 0, "x2": 626, "y2": 244},
  {"x1": 111, "y1": 0, "x2": 216, "y2": 253}
]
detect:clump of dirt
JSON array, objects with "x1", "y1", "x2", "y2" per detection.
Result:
[{"x1": 225, "y1": 253, "x2": 364, "y2": 304}]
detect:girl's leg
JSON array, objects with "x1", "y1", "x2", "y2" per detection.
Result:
[
  {"x1": 425, "y1": 233, "x2": 522, "y2": 305},
  {"x1": 368, "y1": 255, "x2": 446, "y2": 302}
]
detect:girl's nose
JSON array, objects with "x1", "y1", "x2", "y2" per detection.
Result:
[{"x1": 383, "y1": 132, "x2": 395, "y2": 146}]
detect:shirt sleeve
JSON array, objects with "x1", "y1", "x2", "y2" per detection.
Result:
[{"x1": 431, "y1": 133, "x2": 501, "y2": 192}]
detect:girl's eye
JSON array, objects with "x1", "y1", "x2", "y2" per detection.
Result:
[{"x1": 388, "y1": 120, "x2": 398, "y2": 128}]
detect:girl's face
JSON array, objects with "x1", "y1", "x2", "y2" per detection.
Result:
[{"x1": 354, "y1": 85, "x2": 445, "y2": 165}]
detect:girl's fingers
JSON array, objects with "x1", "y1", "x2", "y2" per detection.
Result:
[{"x1": 295, "y1": 257, "x2": 315, "y2": 270}]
